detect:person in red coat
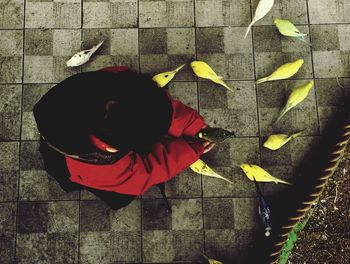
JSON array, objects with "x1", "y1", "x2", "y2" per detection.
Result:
[{"x1": 34, "y1": 66, "x2": 214, "y2": 210}]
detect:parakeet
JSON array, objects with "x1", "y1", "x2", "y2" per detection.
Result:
[
  {"x1": 66, "y1": 40, "x2": 104, "y2": 67},
  {"x1": 190, "y1": 159, "x2": 233, "y2": 184},
  {"x1": 244, "y1": 0, "x2": 275, "y2": 38},
  {"x1": 152, "y1": 64, "x2": 185, "y2": 88},
  {"x1": 190, "y1": 61, "x2": 233, "y2": 92},
  {"x1": 200, "y1": 252, "x2": 224, "y2": 264},
  {"x1": 256, "y1": 59, "x2": 304, "y2": 84},
  {"x1": 253, "y1": 178, "x2": 273, "y2": 237},
  {"x1": 240, "y1": 163, "x2": 292, "y2": 185},
  {"x1": 275, "y1": 81, "x2": 314, "y2": 123},
  {"x1": 197, "y1": 127, "x2": 236, "y2": 143},
  {"x1": 274, "y1": 19, "x2": 312, "y2": 46},
  {"x1": 263, "y1": 131, "x2": 303, "y2": 150}
]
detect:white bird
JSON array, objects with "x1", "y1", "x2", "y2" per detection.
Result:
[{"x1": 66, "y1": 40, "x2": 104, "y2": 67}]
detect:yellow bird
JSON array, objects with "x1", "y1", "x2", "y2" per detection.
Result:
[
  {"x1": 240, "y1": 163, "x2": 292, "y2": 185},
  {"x1": 152, "y1": 64, "x2": 185, "y2": 88},
  {"x1": 190, "y1": 159, "x2": 233, "y2": 184},
  {"x1": 190, "y1": 61, "x2": 233, "y2": 92},
  {"x1": 263, "y1": 131, "x2": 303, "y2": 150},
  {"x1": 200, "y1": 252, "x2": 223, "y2": 264},
  {"x1": 274, "y1": 19, "x2": 312, "y2": 46},
  {"x1": 256, "y1": 59, "x2": 304, "y2": 84},
  {"x1": 275, "y1": 81, "x2": 314, "y2": 123}
]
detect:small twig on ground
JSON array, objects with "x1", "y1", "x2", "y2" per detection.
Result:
[{"x1": 333, "y1": 182, "x2": 339, "y2": 210}]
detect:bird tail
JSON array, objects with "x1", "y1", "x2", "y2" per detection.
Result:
[
  {"x1": 290, "y1": 130, "x2": 304, "y2": 139},
  {"x1": 256, "y1": 76, "x2": 269, "y2": 84},
  {"x1": 296, "y1": 36, "x2": 312, "y2": 47},
  {"x1": 244, "y1": 22, "x2": 253, "y2": 39},
  {"x1": 274, "y1": 107, "x2": 288, "y2": 124}
]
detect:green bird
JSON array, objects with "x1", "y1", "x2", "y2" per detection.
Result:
[{"x1": 275, "y1": 81, "x2": 314, "y2": 123}]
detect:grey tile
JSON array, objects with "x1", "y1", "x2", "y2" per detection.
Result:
[
  {"x1": 20, "y1": 141, "x2": 44, "y2": 171},
  {"x1": 18, "y1": 202, "x2": 49, "y2": 233},
  {"x1": 232, "y1": 198, "x2": 259, "y2": 230},
  {"x1": 139, "y1": 0, "x2": 194, "y2": 27},
  {"x1": 0, "y1": 30, "x2": 23, "y2": 83},
  {"x1": 168, "y1": 81, "x2": 198, "y2": 110},
  {"x1": 195, "y1": 0, "x2": 251, "y2": 27},
  {"x1": 142, "y1": 199, "x2": 172, "y2": 230},
  {"x1": 142, "y1": 230, "x2": 175, "y2": 262},
  {"x1": 19, "y1": 170, "x2": 79, "y2": 200},
  {"x1": 80, "y1": 200, "x2": 111, "y2": 232},
  {"x1": 308, "y1": 0, "x2": 350, "y2": 24},
  {"x1": 199, "y1": 81, "x2": 259, "y2": 137},
  {"x1": 110, "y1": 200, "x2": 141, "y2": 231},
  {"x1": 22, "y1": 84, "x2": 53, "y2": 140},
  {"x1": 53, "y1": 29, "x2": 81, "y2": 56},
  {"x1": 0, "y1": 142, "x2": 20, "y2": 201},
  {"x1": 173, "y1": 230, "x2": 204, "y2": 261},
  {"x1": 83, "y1": 1, "x2": 137, "y2": 28},
  {"x1": 0, "y1": 85, "x2": 21, "y2": 140},
  {"x1": 251, "y1": 0, "x2": 308, "y2": 25},
  {"x1": 171, "y1": 199, "x2": 202, "y2": 230},
  {"x1": 0, "y1": 0, "x2": 24, "y2": 29},
  {"x1": 257, "y1": 79, "x2": 319, "y2": 136},
  {"x1": 26, "y1": 2, "x2": 81, "y2": 28},
  {"x1": 16, "y1": 233, "x2": 49, "y2": 263},
  {"x1": 203, "y1": 198, "x2": 234, "y2": 229}
]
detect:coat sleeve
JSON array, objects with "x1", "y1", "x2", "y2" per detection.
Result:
[
  {"x1": 167, "y1": 95, "x2": 206, "y2": 138},
  {"x1": 66, "y1": 138, "x2": 204, "y2": 195}
]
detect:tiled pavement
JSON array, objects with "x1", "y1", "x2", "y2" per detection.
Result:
[{"x1": 1, "y1": 0, "x2": 349, "y2": 263}]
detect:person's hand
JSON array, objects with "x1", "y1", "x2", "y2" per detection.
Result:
[{"x1": 202, "y1": 140, "x2": 215, "y2": 154}]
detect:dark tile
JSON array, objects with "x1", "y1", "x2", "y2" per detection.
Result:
[
  {"x1": 142, "y1": 230, "x2": 174, "y2": 262},
  {"x1": 142, "y1": 199, "x2": 172, "y2": 230},
  {"x1": 18, "y1": 202, "x2": 48, "y2": 233},
  {"x1": 80, "y1": 200, "x2": 111, "y2": 232},
  {"x1": 233, "y1": 198, "x2": 259, "y2": 230},
  {"x1": 168, "y1": 81, "x2": 198, "y2": 110},
  {"x1": 110, "y1": 231, "x2": 141, "y2": 262},
  {"x1": 0, "y1": 85, "x2": 21, "y2": 140},
  {"x1": 20, "y1": 141, "x2": 44, "y2": 171},
  {"x1": 0, "y1": 142, "x2": 20, "y2": 201},
  {"x1": 173, "y1": 230, "x2": 204, "y2": 261},
  {"x1": 0, "y1": 0, "x2": 24, "y2": 29},
  {"x1": 47, "y1": 233, "x2": 79, "y2": 264},
  {"x1": 205, "y1": 229, "x2": 235, "y2": 262},
  {"x1": 310, "y1": 25, "x2": 340, "y2": 51},
  {"x1": 0, "y1": 233, "x2": 15, "y2": 263},
  {"x1": 196, "y1": 28, "x2": 224, "y2": 54},
  {"x1": 140, "y1": 28, "x2": 167, "y2": 54},
  {"x1": 199, "y1": 81, "x2": 228, "y2": 109},
  {"x1": 171, "y1": 199, "x2": 203, "y2": 230},
  {"x1": 82, "y1": 29, "x2": 111, "y2": 55},
  {"x1": 204, "y1": 198, "x2": 234, "y2": 229},
  {"x1": 253, "y1": 26, "x2": 283, "y2": 53},
  {"x1": 25, "y1": 29, "x2": 53, "y2": 56}
]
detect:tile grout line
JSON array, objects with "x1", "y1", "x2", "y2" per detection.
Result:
[
  {"x1": 77, "y1": 1, "x2": 84, "y2": 262},
  {"x1": 305, "y1": 0, "x2": 321, "y2": 136},
  {"x1": 137, "y1": 1, "x2": 144, "y2": 263},
  {"x1": 193, "y1": 0, "x2": 207, "y2": 257},
  {"x1": 249, "y1": 0, "x2": 263, "y2": 194},
  {"x1": 13, "y1": 0, "x2": 27, "y2": 261}
]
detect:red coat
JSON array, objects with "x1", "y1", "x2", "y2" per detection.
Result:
[{"x1": 65, "y1": 66, "x2": 206, "y2": 195}]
